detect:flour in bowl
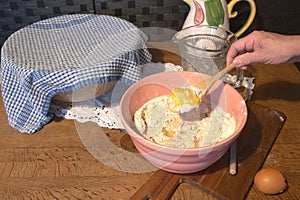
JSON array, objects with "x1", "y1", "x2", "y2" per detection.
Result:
[{"x1": 134, "y1": 95, "x2": 236, "y2": 149}]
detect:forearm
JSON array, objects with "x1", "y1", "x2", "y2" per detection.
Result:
[{"x1": 283, "y1": 35, "x2": 300, "y2": 63}]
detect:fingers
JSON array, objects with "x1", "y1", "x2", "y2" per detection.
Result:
[
  {"x1": 226, "y1": 31, "x2": 261, "y2": 67},
  {"x1": 227, "y1": 49, "x2": 251, "y2": 67},
  {"x1": 226, "y1": 30, "x2": 300, "y2": 67},
  {"x1": 226, "y1": 39, "x2": 253, "y2": 66}
]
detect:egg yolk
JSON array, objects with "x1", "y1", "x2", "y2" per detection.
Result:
[{"x1": 170, "y1": 88, "x2": 201, "y2": 111}]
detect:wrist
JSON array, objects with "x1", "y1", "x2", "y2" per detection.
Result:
[{"x1": 284, "y1": 35, "x2": 300, "y2": 62}]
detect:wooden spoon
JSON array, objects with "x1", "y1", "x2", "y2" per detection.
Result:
[{"x1": 170, "y1": 63, "x2": 236, "y2": 113}]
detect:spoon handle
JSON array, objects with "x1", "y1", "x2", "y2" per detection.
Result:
[{"x1": 205, "y1": 63, "x2": 236, "y2": 89}]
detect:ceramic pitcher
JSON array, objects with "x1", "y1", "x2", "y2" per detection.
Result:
[{"x1": 182, "y1": 0, "x2": 256, "y2": 37}]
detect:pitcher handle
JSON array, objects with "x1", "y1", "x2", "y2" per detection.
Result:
[{"x1": 227, "y1": 0, "x2": 256, "y2": 37}]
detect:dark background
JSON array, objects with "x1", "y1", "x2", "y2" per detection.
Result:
[
  {"x1": 229, "y1": 0, "x2": 300, "y2": 36},
  {"x1": 1, "y1": 0, "x2": 300, "y2": 46}
]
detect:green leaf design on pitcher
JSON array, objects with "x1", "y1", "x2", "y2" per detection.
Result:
[{"x1": 204, "y1": 0, "x2": 224, "y2": 26}]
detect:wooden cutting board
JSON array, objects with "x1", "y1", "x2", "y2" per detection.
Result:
[{"x1": 121, "y1": 102, "x2": 286, "y2": 200}]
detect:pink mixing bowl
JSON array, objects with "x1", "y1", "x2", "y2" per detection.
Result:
[{"x1": 120, "y1": 71, "x2": 247, "y2": 173}]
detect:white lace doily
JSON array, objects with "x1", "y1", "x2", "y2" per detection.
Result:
[{"x1": 49, "y1": 62, "x2": 255, "y2": 129}]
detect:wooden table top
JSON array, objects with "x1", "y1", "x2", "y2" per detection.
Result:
[{"x1": 0, "y1": 42, "x2": 299, "y2": 199}]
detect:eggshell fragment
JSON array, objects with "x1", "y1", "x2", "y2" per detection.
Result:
[{"x1": 254, "y1": 168, "x2": 287, "y2": 195}]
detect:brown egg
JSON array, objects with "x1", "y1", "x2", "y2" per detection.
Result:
[{"x1": 254, "y1": 168, "x2": 288, "y2": 195}]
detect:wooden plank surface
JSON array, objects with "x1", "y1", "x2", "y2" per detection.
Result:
[{"x1": 0, "y1": 42, "x2": 299, "y2": 199}]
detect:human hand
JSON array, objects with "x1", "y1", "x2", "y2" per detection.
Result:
[{"x1": 226, "y1": 31, "x2": 300, "y2": 68}]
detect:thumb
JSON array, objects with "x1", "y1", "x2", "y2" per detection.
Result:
[{"x1": 232, "y1": 53, "x2": 258, "y2": 67}]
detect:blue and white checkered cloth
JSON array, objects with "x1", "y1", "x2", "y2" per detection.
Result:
[{"x1": 0, "y1": 14, "x2": 152, "y2": 133}]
